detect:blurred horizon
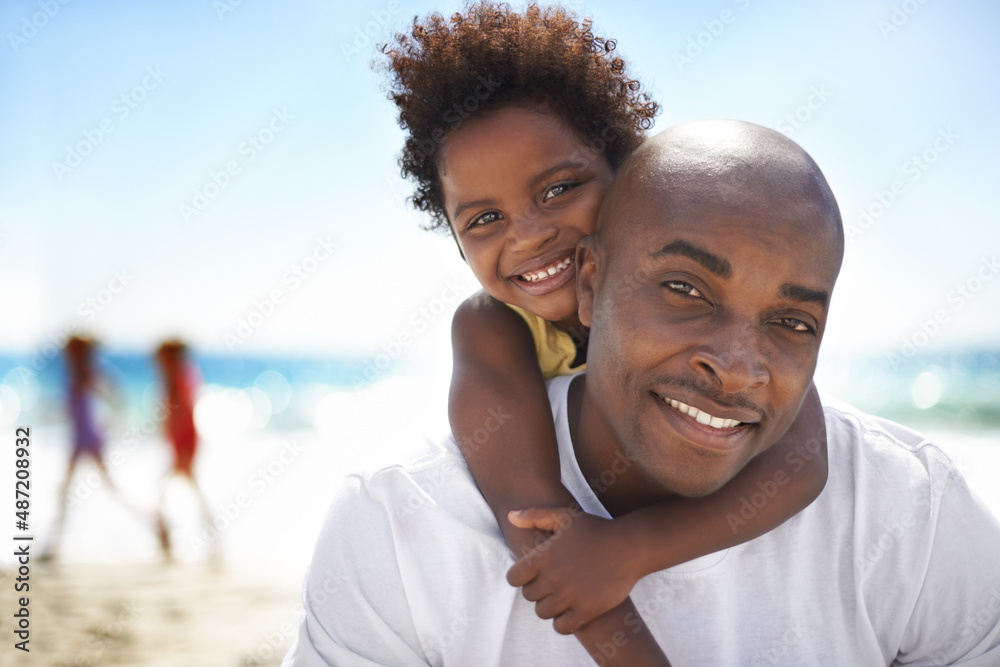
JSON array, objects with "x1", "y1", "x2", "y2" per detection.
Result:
[
  {"x1": 1, "y1": 0, "x2": 998, "y2": 363},
  {"x1": 2, "y1": 0, "x2": 999, "y2": 442}
]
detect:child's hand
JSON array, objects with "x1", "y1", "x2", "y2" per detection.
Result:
[{"x1": 505, "y1": 507, "x2": 640, "y2": 635}]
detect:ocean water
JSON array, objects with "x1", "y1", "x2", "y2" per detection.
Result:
[{"x1": 0, "y1": 349, "x2": 997, "y2": 575}]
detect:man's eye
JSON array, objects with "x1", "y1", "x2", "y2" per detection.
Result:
[
  {"x1": 469, "y1": 211, "x2": 501, "y2": 228},
  {"x1": 543, "y1": 182, "x2": 575, "y2": 201},
  {"x1": 776, "y1": 317, "x2": 815, "y2": 334},
  {"x1": 664, "y1": 281, "x2": 704, "y2": 299}
]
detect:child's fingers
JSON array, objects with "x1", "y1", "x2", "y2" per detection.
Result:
[
  {"x1": 506, "y1": 556, "x2": 538, "y2": 587},
  {"x1": 552, "y1": 609, "x2": 586, "y2": 636},
  {"x1": 533, "y1": 593, "x2": 569, "y2": 621},
  {"x1": 507, "y1": 507, "x2": 573, "y2": 532}
]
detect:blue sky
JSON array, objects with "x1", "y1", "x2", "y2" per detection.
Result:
[{"x1": 1, "y1": 0, "x2": 998, "y2": 374}]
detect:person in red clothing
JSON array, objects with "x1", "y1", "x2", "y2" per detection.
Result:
[
  {"x1": 155, "y1": 339, "x2": 213, "y2": 560},
  {"x1": 158, "y1": 340, "x2": 199, "y2": 474}
]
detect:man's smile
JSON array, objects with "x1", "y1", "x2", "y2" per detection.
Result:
[{"x1": 651, "y1": 389, "x2": 761, "y2": 453}]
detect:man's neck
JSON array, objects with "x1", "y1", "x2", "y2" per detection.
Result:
[{"x1": 566, "y1": 374, "x2": 676, "y2": 517}]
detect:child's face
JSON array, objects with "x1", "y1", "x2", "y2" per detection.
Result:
[{"x1": 439, "y1": 105, "x2": 613, "y2": 325}]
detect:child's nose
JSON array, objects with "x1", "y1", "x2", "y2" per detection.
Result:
[{"x1": 507, "y1": 206, "x2": 558, "y2": 252}]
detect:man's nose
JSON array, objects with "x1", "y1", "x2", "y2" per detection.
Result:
[
  {"x1": 689, "y1": 320, "x2": 770, "y2": 394},
  {"x1": 507, "y1": 206, "x2": 558, "y2": 252}
]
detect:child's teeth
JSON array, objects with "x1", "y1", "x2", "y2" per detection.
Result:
[{"x1": 521, "y1": 256, "x2": 572, "y2": 283}]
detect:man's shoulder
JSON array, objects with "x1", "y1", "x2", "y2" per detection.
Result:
[
  {"x1": 324, "y1": 429, "x2": 505, "y2": 544},
  {"x1": 814, "y1": 399, "x2": 994, "y2": 547},
  {"x1": 336, "y1": 430, "x2": 470, "y2": 500},
  {"x1": 822, "y1": 399, "x2": 957, "y2": 479}
]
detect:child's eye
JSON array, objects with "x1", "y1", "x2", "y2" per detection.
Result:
[
  {"x1": 663, "y1": 281, "x2": 704, "y2": 299},
  {"x1": 543, "y1": 182, "x2": 576, "y2": 201},
  {"x1": 468, "y1": 211, "x2": 502, "y2": 228},
  {"x1": 775, "y1": 317, "x2": 816, "y2": 335}
]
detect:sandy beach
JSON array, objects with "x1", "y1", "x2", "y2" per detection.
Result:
[
  {"x1": 1, "y1": 378, "x2": 998, "y2": 666},
  {"x1": 0, "y1": 380, "x2": 452, "y2": 666},
  {"x1": 0, "y1": 562, "x2": 300, "y2": 667}
]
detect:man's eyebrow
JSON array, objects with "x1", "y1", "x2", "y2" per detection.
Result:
[
  {"x1": 779, "y1": 283, "x2": 829, "y2": 308},
  {"x1": 651, "y1": 240, "x2": 732, "y2": 279}
]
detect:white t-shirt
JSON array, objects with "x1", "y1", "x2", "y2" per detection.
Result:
[{"x1": 284, "y1": 374, "x2": 1000, "y2": 666}]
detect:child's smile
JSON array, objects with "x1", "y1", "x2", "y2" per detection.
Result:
[
  {"x1": 509, "y1": 249, "x2": 576, "y2": 294},
  {"x1": 439, "y1": 104, "x2": 614, "y2": 330}
]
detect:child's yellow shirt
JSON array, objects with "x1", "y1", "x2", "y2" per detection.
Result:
[{"x1": 505, "y1": 304, "x2": 586, "y2": 379}]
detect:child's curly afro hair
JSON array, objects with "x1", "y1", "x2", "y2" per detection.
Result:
[{"x1": 378, "y1": 1, "x2": 659, "y2": 232}]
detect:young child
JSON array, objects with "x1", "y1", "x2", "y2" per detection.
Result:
[
  {"x1": 155, "y1": 339, "x2": 214, "y2": 560},
  {"x1": 380, "y1": 3, "x2": 827, "y2": 664},
  {"x1": 44, "y1": 336, "x2": 148, "y2": 560}
]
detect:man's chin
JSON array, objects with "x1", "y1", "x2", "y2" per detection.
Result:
[{"x1": 639, "y1": 437, "x2": 763, "y2": 498}]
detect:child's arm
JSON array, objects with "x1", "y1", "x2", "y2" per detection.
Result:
[
  {"x1": 507, "y1": 385, "x2": 828, "y2": 630},
  {"x1": 450, "y1": 291, "x2": 671, "y2": 666}
]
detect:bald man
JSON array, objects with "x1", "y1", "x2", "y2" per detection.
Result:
[{"x1": 285, "y1": 122, "x2": 1000, "y2": 666}]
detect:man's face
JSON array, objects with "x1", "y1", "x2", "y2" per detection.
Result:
[{"x1": 578, "y1": 172, "x2": 841, "y2": 497}]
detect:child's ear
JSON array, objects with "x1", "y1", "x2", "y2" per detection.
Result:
[{"x1": 576, "y1": 236, "x2": 599, "y2": 328}]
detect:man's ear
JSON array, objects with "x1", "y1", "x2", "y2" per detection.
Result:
[{"x1": 576, "y1": 235, "x2": 599, "y2": 328}]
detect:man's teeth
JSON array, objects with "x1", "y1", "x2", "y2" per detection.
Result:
[
  {"x1": 666, "y1": 398, "x2": 741, "y2": 429},
  {"x1": 519, "y1": 256, "x2": 573, "y2": 283}
]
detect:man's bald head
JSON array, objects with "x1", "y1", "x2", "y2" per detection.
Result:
[
  {"x1": 597, "y1": 120, "x2": 844, "y2": 266},
  {"x1": 574, "y1": 120, "x2": 845, "y2": 501}
]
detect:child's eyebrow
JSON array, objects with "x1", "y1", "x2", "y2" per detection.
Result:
[
  {"x1": 531, "y1": 160, "x2": 591, "y2": 186},
  {"x1": 452, "y1": 198, "x2": 495, "y2": 221}
]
